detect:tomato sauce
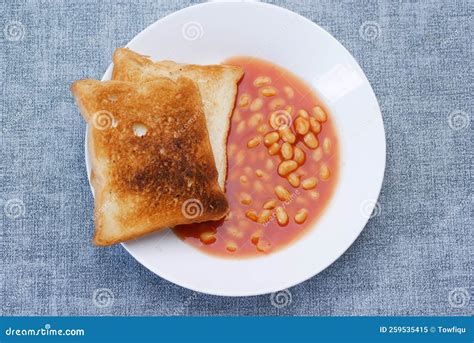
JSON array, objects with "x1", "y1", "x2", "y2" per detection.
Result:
[{"x1": 174, "y1": 56, "x2": 339, "y2": 258}]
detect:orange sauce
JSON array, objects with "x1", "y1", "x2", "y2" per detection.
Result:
[{"x1": 174, "y1": 56, "x2": 339, "y2": 258}]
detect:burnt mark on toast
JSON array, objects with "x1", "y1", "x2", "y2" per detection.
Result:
[{"x1": 87, "y1": 77, "x2": 228, "y2": 228}]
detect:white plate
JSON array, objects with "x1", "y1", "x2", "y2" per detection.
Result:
[{"x1": 85, "y1": 1, "x2": 385, "y2": 296}]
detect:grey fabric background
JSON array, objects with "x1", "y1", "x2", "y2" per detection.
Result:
[{"x1": 1, "y1": 0, "x2": 472, "y2": 316}]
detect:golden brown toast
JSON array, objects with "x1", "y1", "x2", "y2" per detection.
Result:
[
  {"x1": 112, "y1": 48, "x2": 244, "y2": 190},
  {"x1": 71, "y1": 77, "x2": 229, "y2": 246}
]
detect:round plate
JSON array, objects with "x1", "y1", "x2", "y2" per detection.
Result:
[{"x1": 85, "y1": 1, "x2": 386, "y2": 296}]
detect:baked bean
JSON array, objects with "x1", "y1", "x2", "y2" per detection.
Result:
[
  {"x1": 254, "y1": 180, "x2": 265, "y2": 192},
  {"x1": 227, "y1": 227, "x2": 244, "y2": 239},
  {"x1": 295, "y1": 117, "x2": 310, "y2": 135},
  {"x1": 278, "y1": 160, "x2": 298, "y2": 176},
  {"x1": 303, "y1": 132, "x2": 319, "y2": 149},
  {"x1": 279, "y1": 127, "x2": 296, "y2": 144},
  {"x1": 226, "y1": 242, "x2": 237, "y2": 252},
  {"x1": 253, "y1": 76, "x2": 271, "y2": 87},
  {"x1": 248, "y1": 112, "x2": 264, "y2": 127},
  {"x1": 255, "y1": 169, "x2": 264, "y2": 177},
  {"x1": 275, "y1": 185, "x2": 292, "y2": 201},
  {"x1": 240, "y1": 192, "x2": 252, "y2": 205},
  {"x1": 264, "y1": 131, "x2": 279, "y2": 146},
  {"x1": 309, "y1": 117, "x2": 321, "y2": 134},
  {"x1": 235, "y1": 151, "x2": 245, "y2": 165},
  {"x1": 256, "y1": 239, "x2": 271, "y2": 252},
  {"x1": 258, "y1": 209, "x2": 273, "y2": 224},
  {"x1": 247, "y1": 136, "x2": 261, "y2": 148},
  {"x1": 284, "y1": 86, "x2": 294, "y2": 99},
  {"x1": 320, "y1": 164, "x2": 330, "y2": 180},
  {"x1": 297, "y1": 109, "x2": 309, "y2": 118},
  {"x1": 280, "y1": 142, "x2": 293, "y2": 160},
  {"x1": 257, "y1": 124, "x2": 269, "y2": 134},
  {"x1": 275, "y1": 206, "x2": 289, "y2": 226},
  {"x1": 287, "y1": 173, "x2": 300, "y2": 188},
  {"x1": 265, "y1": 159, "x2": 274, "y2": 170},
  {"x1": 236, "y1": 121, "x2": 246, "y2": 134},
  {"x1": 261, "y1": 86, "x2": 277, "y2": 97},
  {"x1": 294, "y1": 208, "x2": 308, "y2": 224},
  {"x1": 233, "y1": 109, "x2": 242, "y2": 122},
  {"x1": 263, "y1": 199, "x2": 277, "y2": 210},
  {"x1": 313, "y1": 106, "x2": 327, "y2": 122},
  {"x1": 293, "y1": 147, "x2": 306, "y2": 165},
  {"x1": 323, "y1": 137, "x2": 331, "y2": 154},
  {"x1": 251, "y1": 230, "x2": 262, "y2": 245},
  {"x1": 239, "y1": 175, "x2": 248, "y2": 184},
  {"x1": 268, "y1": 98, "x2": 285, "y2": 111},
  {"x1": 200, "y1": 231, "x2": 216, "y2": 244},
  {"x1": 245, "y1": 210, "x2": 258, "y2": 222},
  {"x1": 312, "y1": 148, "x2": 323, "y2": 162},
  {"x1": 268, "y1": 142, "x2": 280, "y2": 155},
  {"x1": 301, "y1": 177, "x2": 318, "y2": 190},
  {"x1": 250, "y1": 98, "x2": 264, "y2": 112},
  {"x1": 310, "y1": 191, "x2": 320, "y2": 200},
  {"x1": 239, "y1": 94, "x2": 250, "y2": 108}
]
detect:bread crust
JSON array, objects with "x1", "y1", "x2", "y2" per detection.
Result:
[
  {"x1": 112, "y1": 48, "x2": 243, "y2": 190},
  {"x1": 71, "y1": 78, "x2": 229, "y2": 246}
]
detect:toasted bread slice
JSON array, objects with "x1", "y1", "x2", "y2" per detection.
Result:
[
  {"x1": 71, "y1": 77, "x2": 229, "y2": 246},
  {"x1": 112, "y1": 48, "x2": 244, "y2": 190}
]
